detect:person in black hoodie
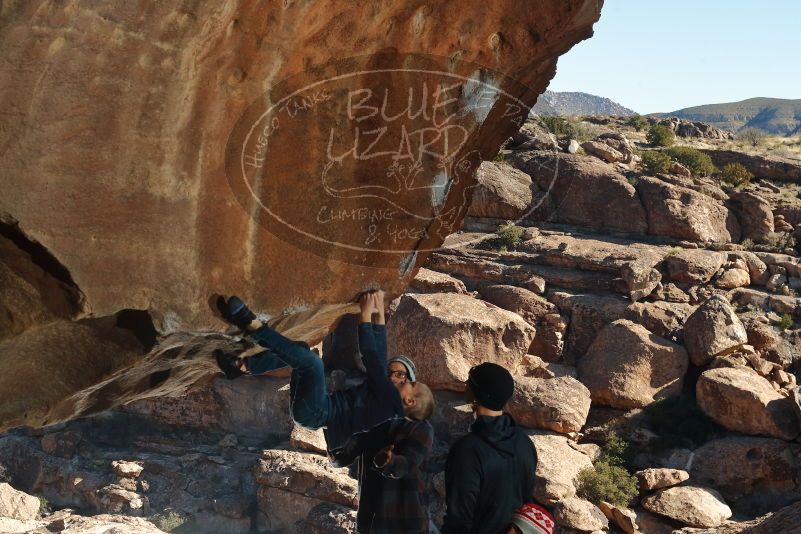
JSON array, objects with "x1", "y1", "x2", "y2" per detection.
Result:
[{"x1": 442, "y1": 362, "x2": 538, "y2": 534}]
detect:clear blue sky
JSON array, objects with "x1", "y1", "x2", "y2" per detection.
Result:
[{"x1": 548, "y1": 1, "x2": 801, "y2": 114}]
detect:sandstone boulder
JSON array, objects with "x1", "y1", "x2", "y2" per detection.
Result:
[
  {"x1": 296, "y1": 503, "x2": 357, "y2": 534},
  {"x1": 388, "y1": 293, "x2": 535, "y2": 390},
  {"x1": 256, "y1": 450, "x2": 357, "y2": 530},
  {"x1": 637, "y1": 177, "x2": 740, "y2": 243},
  {"x1": 510, "y1": 119, "x2": 559, "y2": 151},
  {"x1": 506, "y1": 376, "x2": 591, "y2": 434},
  {"x1": 696, "y1": 367, "x2": 799, "y2": 440},
  {"x1": 641, "y1": 486, "x2": 732, "y2": 528},
  {"x1": 408, "y1": 268, "x2": 469, "y2": 295},
  {"x1": 578, "y1": 320, "x2": 688, "y2": 409},
  {"x1": 729, "y1": 191, "x2": 775, "y2": 242},
  {"x1": 527, "y1": 430, "x2": 594, "y2": 505},
  {"x1": 635, "y1": 468, "x2": 689, "y2": 491},
  {"x1": 683, "y1": 295, "x2": 747, "y2": 366},
  {"x1": 691, "y1": 436, "x2": 801, "y2": 508},
  {"x1": 509, "y1": 152, "x2": 649, "y2": 234},
  {"x1": 714, "y1": 268, "x2": 750, "y2": 289},
  {"x1": 621, "y1": 260, "x2": 662, "y2": 302},
  {"x1": 553, "y1": 497, "x2": 608, "y2": 532},
  {"x1": 665, "y1": 249, "x2": 727, "y2": 285},
  {"x1": 476, "y1": 284, "x2": 565, "y2": 361},
  {"x1": 467, "y1": 162, "x2": 534, "y2": 220},
  {"x1": 623, "y1": 301, "x2": 695, "y2": 340},
  {"x1": 0, "y1": 483, "x2": 39, "y2": 522},
  {"x1": 555, "y1": 293, "x2": 629, "y2": 364},
  {"x1": 598, "y1": 502, "x2": 638, "y2": 534},
  {"x1": 581, "y1": 141, "x2": 625, "y2": 163},
  {"x1": 729, "y1": 251, "x2": 770, "y2": 286}
]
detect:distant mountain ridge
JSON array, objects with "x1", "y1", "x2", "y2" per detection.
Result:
[
  {"x1": 532, "y1": 91, "x2": 635, "y2": 117},
  {"x1": 653, "y1": 97, "x2": 801, "y2": 136}
]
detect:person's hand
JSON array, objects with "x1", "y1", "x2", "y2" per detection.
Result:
[
  {"x1": 373, "y1": 290, "x2": 386, "y2": 324},
  {"x1": 359, "y1": 291, "x2": 376, "y2": 322},
  {"x1": 373, "y1": 444, "x2": 394, "y2": 468}
]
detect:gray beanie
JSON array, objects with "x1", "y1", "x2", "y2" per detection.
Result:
[{"x1": 388, "y1": 355, "x2": 417, "y2": 382}]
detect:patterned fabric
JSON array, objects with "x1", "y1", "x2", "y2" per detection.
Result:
[
  {"x1": 356, "y1": 418, "x2": 434, "y2": 533},
  {"x1": 510, "y1": 503, "x2": 554, "y2": 534}
]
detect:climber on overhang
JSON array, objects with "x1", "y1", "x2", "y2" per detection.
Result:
[{"x1": 213, "y1": 290, "x2": 436, "y2": 532}]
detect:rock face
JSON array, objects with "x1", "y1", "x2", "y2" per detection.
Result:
[
  {"x1": 577, "y1": 319, "x2": 688, "y2": 409},
  {"x1": 388, "y1": 293, "x2": 535, "y2": 390},
  {"x1": 0, "y1": 1, "x2": 603, "y2": 431},
  {"x1": 255, "y1": 450, "x2": 357, "y2": 530},
  {"x1": 696, "y1": 367, "x2": 800, "y2": 440},
  {"x1": 683, "y1": 296, "x2": 748, "y2": 366},
  {"x1": 641, "y1": 486, "x2": 733, "y2": 528}
]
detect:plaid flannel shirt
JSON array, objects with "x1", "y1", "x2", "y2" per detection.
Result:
[{"x1": 356, "y1": 417, "x2": 434, "y2": 533}]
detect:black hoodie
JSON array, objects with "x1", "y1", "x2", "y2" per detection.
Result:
[{"x1": 442, "y1": 413, "x2": 537, "y2": 534}]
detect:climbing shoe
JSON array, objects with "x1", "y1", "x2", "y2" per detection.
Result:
[
  {"x1": 214, "y1": 349, "x2": 246, "y2": 380},
  {"x1": 216, "y1": 295, "x2": 257, "y2": 331}
]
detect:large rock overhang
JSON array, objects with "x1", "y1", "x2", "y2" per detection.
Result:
[{"x1": 0, "y1": 0, "x2": 604, "y2": 430}]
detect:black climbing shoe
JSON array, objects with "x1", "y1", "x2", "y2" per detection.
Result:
[
  {"x1": 216, "y1": 295, "x2": 257, "y2": 331},
  {"x1": 214, "y1": 349, "x2": 246, "y2": 380}
]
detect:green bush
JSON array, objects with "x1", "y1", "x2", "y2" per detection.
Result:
[
  {"x1": 493, "y1": 151, "x2": 506, "y2": 162},
  {"x1": 718, "y1": 162, "x2": 753, "y2": 187},
  {"x1": 601, "y1": 431, "x2": 631, "y2": 466},
  {"x1": 540, "y1": 116, "x2": 591, "y2": 142},
  {"x1": 641, "y1": 150, "x2": 672, "y2": 174},
  {"x1": 646, "y1": 124, "x2": 676, "y2": 147},
  {"x1": 497, "y1": 221, "x2": 524, "y2": 250},
  {"x1": 665, "y1": 146, "x2": 717, "y2": 176},
  {"x1": 154, "y1": 511, "x2": 187, "y2": 533},
  {"x1": 576, "y1": 460, "x2": 639, "y2": 508},
  {"x1": 541, "y1": 116, "x2": 569, "y2": 136},
  {"x1": 778, "y1": 313, "x2": 794, "y2": 330},
  {"x1": 762, "y1": 231, "x2": 795, "y2": 250},
  {"x1": 645, "y1": 396, "x2": 717, "y2": 449},
  {"x1": 575, "y1": 431, "x2": 638, "y2": 507},
  {"x1": 38, "y1": 495, "x2": 50, "y2": 515},
  {"x1": 626, "y1": 114, "x2": 649, "y2": 132}
]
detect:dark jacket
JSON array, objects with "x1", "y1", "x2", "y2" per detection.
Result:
[
  {"x1": 442, "y1": 414, "x2": 537, "y2": 534},
  {"x1": 325, "y1": 323, "x2": 405, "y2": 457}
]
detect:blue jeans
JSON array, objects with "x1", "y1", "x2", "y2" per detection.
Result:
[
  {"x1": 247, "y1": 326, "x2": 329, "y2": 430},
  {"x1": 245, "y1": 349, "x2": 289, "y2": 375}
]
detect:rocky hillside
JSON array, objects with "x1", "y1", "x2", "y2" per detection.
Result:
[
  {"x1": 654, "y1": 97, "x2": 801, "y2": 136},
  {"x1": 532, "y1": 91, "x2": 636, "y2": 117}
]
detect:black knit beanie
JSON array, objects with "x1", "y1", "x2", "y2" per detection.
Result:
[{"x1": 467, "y1": 362, "x2": 514, "y2": 410}]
